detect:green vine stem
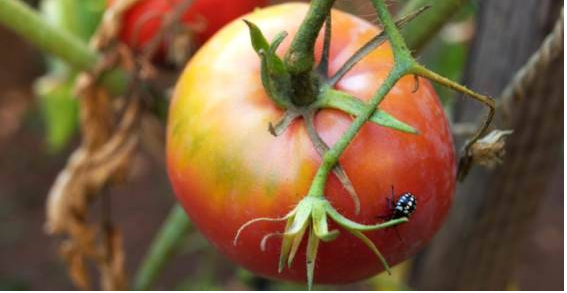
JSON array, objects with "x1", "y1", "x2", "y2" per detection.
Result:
[
  {"x1": 307, "y1": 0, "x2": 416, "y2": 197},
  {"x1": 283, "y1": 0, "x2": 336, "y2": 105},
  {"x1": 133, "y1": 204, "x2": 191, "y2": 290},
  {"x1": 308, "y1": 70, "x2": 406, "y2": 197},
  {"x1": 0, "y1": 0, "x2": 127, "y2": 94},
  {"x1": 399, "y1": 0, "x2": 468, "y2": 52}
]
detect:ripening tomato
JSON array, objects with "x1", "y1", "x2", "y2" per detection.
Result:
[
  {"x1": 167, "y1": 3, "x2": 455, "y2": 284},
  {"x1": 109, "y1": 0, "x2": 266, "y2": 50}
]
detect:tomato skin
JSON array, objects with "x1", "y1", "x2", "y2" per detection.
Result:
[
  {"x1": 167, "y1": 3, "x2": 456, "y2": 284},
  {"x1": 109, "y1": 0, "x2": 266, "y2": 50}
]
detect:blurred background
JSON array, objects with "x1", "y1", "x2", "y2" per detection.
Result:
[{"x1": 0, "y1": 0, "x2": 562, "y2": 290}]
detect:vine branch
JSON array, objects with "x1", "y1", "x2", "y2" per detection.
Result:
[
  {"x1": 133, "y1": 205, "x2": 191, "y2": 291},
  {"x1": 0, "y1": 0, "x2": 128, "y2": 95}
]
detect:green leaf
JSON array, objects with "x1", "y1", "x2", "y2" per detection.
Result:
[
  {"x1": 34, "y1": 75, "x2": 79, "y2": 153},
  {"x1": 319, "y1": 88, "x2": 419, "y2": 134}
]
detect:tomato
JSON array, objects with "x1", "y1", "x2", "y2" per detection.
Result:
[
  {"x1": 167, "y1": 3, "x2": 456, "y2": 284},
  {"x1": 109, "y1": 0, "x2": 266, "y2": 52}
]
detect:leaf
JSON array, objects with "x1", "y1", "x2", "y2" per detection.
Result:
[
  {"x1": 35, "y1": 75, "x2": 79, "y2": 152},
  {"x1": 320, "y1": 89, "x2": 418, "y2": 134}
]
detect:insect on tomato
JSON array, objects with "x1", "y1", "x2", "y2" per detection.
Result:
[
  {"x1": 109, "y1": 0, "x2": 266, "y2": 53},
  {"x1": 167, "y1": 3, "x2": 456, "y2": 284}
]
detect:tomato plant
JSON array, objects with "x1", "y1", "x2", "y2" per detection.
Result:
[
  {"x1": 109, "y1": 0, "x2": 266, "y2": 53},
  {"x1": 167, "y1": 3, "x2": 455, "y2": 284}
]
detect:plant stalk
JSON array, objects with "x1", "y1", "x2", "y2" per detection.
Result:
[
  {"x1": 308, "y1": 0, "x2": 415, "y2": 197},
  {"x1": 308, "y1": 69, "x2": 404, "y2": 196},
  {"x1": 0, "y1": 0, "x2": 127, "y2": 94},
  {"x1": 284, "y1": 0, "x2": 336, "y2": 106},
  {"x1": 133, "y1": 204, "x2": 191, "y2": 290}
]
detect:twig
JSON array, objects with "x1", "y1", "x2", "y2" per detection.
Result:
[{"x1": 133, "y1": 205, "x2": 192, "y2": 291}]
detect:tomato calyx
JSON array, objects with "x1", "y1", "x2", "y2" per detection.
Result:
[
  {"x1": 234, "y1": 195, "x2": 408, "y2": 289},
  {"x1": 244, "y1": 12, "x2": 423, "y2": 134}
]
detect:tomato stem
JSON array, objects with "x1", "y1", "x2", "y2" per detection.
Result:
[
  {"x1": 308, "y1": 0, "x2": 417, "y2": 196},
  {"x1": 283, "y1": 0, "x2": 336, "y2": 106},
  {"x1": 327, "y1": 5, "x2": 430, "y2": 87},
  {"x1": 133, "y1": 204, "x2": 191, "y2": 290},
  {"x1": 411, "y1": 63, "x2": 496, "y2": 180},
  {"x1": 369, "y1": 0, "x2": 414, "y2": 62},
  {"x1": 307, "y1": 0, "x2": 496, "y2": 196},
  {"x1": 307, "y1": 68, "x2": 405, "y2": 197},
  {"x1": 304, "y1": 0, "x2": 420, "y2": 195}
]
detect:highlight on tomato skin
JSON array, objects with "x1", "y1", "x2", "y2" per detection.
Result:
[
  {"x1": 166, "y1": 3, "x2": 455, "y2": 284},
  {"x1": 108, "y1": 0, "x2": 267, "y2": 53}
]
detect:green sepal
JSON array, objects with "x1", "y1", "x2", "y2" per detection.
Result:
[
  {"x1": 245, "y1": 20, "x2": 291, "y2": 108},
  {"x1": 324, "y1": 201, "x2": 408, "y2": 231},
  {"x1": 286, "y1": 221, "x2": 308, "y2": 268},
  {"x1": 34, "y1": 75, "x2": 79, "y2": 153},
  {"x1": 311, "y1": 202, "x2": 339, "y2": 242},
  {"x1": 266, "y1": 31, "x2": 288, "y2": 74},
  {"x1": 348, "y1": 229, "x2": 391, "y2": 274},
  {"x1": 243, "y1": 19, "x2": 270, "y2": 54},
  {"x1": 286, "y1": 198, "x2": 313, "y2": 236},
  {"x1": 262, "y1": 31, "x2": 292, "y2": 108},
  {"x1": 278, "y1": 217, "x2": 294, "y2": 273},
  {"x1": 305, "y1": 228, "x2": 320, "y2": 291},
  {"x1": 319, "y1": 88, "x2": 419, "y2": 134}
]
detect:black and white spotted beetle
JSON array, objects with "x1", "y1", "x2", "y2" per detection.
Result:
[
  {"x1": 391, "y1": 191, "x2": 417, "y2": 219},
  {"x1": 378, "y1": 186, "x2": 417, "y2": 240}
]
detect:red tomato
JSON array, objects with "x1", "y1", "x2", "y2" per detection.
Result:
[
  {"x1": 109, "y1": 0, "x2": 266, "y2": 50},
  {"x1": 167, "y1": 3, "x2": 455, "y2": 284}
]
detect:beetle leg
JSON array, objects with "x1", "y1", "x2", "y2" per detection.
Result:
[{"x1": 394, "y1": 227, "x2": 403, "y2": 242}]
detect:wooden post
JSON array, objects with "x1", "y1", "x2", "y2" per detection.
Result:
[{"x1": 409, "y1": 0, "x2": 563, "y2": 290}]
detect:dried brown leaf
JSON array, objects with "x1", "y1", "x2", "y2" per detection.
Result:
[{"x1": 469, "y1": 129, "x2": 514, "y2": 168}]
